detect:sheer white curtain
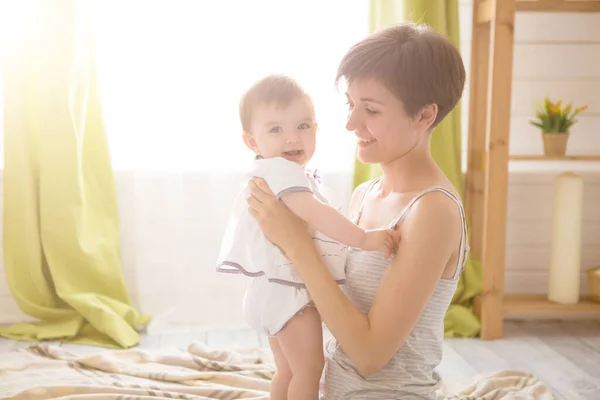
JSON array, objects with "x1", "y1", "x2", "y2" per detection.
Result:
[{"x1": 88, "y1": 0, "x2": 369, "y2": 330}]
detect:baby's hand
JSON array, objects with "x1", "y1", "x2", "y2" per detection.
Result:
[{"x1": 362, "y1": 228, "x2": 401, "y2": 258}]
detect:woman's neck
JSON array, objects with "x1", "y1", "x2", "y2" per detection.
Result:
[{"x1": 378, "y1": 144, "x2": 445, "y2": 196}]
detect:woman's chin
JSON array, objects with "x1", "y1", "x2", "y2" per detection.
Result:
[{"x1": 357, "y1": 149, "x2": 380, "y2": 165}]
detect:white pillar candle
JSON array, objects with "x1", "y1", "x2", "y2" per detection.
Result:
[{"x1": 548, "y1": 172, "x2": 584, "y2": 304}]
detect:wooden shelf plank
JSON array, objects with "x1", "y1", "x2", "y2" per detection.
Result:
[
  {"x1": 477, "y1": 0, "x2": 493, "y2": 23},
  {"x1": 504, "y1": 294, "x2": 600, "y2": 314},
  {"x1": 516, "y1": 0, "x2": 600, "y2": 12},
  {"x1": 509, "y1": 155, "x2": 600, "y2": 161}
]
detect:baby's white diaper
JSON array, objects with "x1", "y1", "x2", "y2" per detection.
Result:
[{"x1": 243, "y1": 275, "x2": 312, "y2": 336}]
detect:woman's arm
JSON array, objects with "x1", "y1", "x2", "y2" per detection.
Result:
[{"x1": 247, "y1": 178, "x2": 461, "y2": 376}]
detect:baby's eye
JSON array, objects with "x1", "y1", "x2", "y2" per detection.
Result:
[
  {"x1": 269, "y1": 126, "x2": 282, "y2": 133},
  {"x1": 298, "y1": 122, "x2": 312, "y2": 130}
]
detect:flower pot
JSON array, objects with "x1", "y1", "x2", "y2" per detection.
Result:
[{"x1": 542, "y1": 132, "x2": 569, "y2": 156}]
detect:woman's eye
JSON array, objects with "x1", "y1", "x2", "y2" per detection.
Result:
[
  {"x1": 365, "y1": 108, "x2": 379, "y2": 115},
  {"x1": 269, "y1": 126, "x2": 282, "y2": 133}
]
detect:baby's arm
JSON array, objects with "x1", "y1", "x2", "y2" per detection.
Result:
[{"x1": 280, "y1": 192, "x2": 398, "y2": 255}]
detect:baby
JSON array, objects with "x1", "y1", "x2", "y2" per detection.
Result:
[{"x1": 216, "y1": 75, "x2": 399, "y2": 399}]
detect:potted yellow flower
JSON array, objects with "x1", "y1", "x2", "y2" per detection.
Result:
[{"x1": 530, "y1": 99, "x2": 587, "y2": 156}]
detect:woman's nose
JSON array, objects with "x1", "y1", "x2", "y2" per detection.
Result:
[{"x1": 346, "y1": 110, "x2": 359, "y2": 132}]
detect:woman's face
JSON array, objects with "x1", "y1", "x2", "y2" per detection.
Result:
[{"x1": 344, "y1": 77, "x2": 436, "y2": 165}]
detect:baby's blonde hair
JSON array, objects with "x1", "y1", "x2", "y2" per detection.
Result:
[{"x1": 239, "y1": 74, "x2": 315, "y2": 134}]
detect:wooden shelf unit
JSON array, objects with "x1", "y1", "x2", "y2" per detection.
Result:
[{"x1": 464, "y1": 0, "x2": 600, "y2": 340}]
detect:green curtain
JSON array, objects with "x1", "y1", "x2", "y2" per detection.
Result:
[
  {"x1": 354, "y1": 0, "x2": 481, "y2": 337},
  {"x1": 0, "y1": 0, "x2": 150, "y2": 348}
]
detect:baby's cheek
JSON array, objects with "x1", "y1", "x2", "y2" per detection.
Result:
[{"x1": 257, "y1": 140, "x2": 284, "y2": 158}]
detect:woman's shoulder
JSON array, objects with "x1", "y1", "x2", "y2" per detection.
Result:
[
  {"x1": 418, "y1": 183, "x2": 462, "y2": 205},
  {"x1": 409, "y1": 183, "x2": 462, "y2": 218},
  {"x1": 398, "y1": 186, "x2": 464, "y2": 250}
]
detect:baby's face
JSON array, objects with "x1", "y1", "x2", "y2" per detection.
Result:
[{"x1": 244, "y1": 96, "x2": 317, "y2": 166}]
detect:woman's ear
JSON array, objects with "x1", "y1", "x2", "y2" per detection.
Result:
[{"x1": 418, "y1": 104, "x2": 438, "y2": 131}]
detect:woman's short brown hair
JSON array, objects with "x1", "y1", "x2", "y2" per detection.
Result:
[{"x1": 336, "y1": 22, "x2": 465, "y2": 128}]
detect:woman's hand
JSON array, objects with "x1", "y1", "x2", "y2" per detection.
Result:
[{"x1": 246, "y1": 177, "x2": 312, "y2": 256}]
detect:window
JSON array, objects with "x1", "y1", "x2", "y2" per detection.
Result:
[{"x1": 89, "y1": 1, "x2": 369, "y2": 172}]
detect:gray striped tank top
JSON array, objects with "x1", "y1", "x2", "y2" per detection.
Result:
[{"x1": 322, "y1": 179, "x2": 469, "y2": 400}]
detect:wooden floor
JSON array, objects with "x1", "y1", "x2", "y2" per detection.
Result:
[{"x1": 1, "y1": 320, "x2": 599, "y2": 399}]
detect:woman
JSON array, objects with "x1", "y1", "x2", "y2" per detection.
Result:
[{"x1": 247, "y1": 22, "x2": 468, "y2": 399}]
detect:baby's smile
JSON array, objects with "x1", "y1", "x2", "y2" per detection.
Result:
[{"x1": 282, "y1": 149, "x2": 305, "y2": 163}]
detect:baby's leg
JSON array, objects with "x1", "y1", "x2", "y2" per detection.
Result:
[
  {"x1": 276, "y1": 306, "x2": 324, "y2": 400},
  {"x1": 269, "y1": 336, "x2": 292, "y2": 400}
]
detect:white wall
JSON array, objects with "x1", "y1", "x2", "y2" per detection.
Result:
[
  {"x1": 1, "y1": 2, "x2": 599, "y2": 329},
  {"x1": 459, "y1": 1, "x2": 600, "y2": 295}
]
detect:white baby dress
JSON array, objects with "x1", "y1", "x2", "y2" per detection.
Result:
[{"x1": 215, "y1": 156, "x2": 347, "y2": 334}]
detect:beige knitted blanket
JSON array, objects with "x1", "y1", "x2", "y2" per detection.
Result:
[{"x1": 0, "y1": 342, "x2": 555, "y2": 399}]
